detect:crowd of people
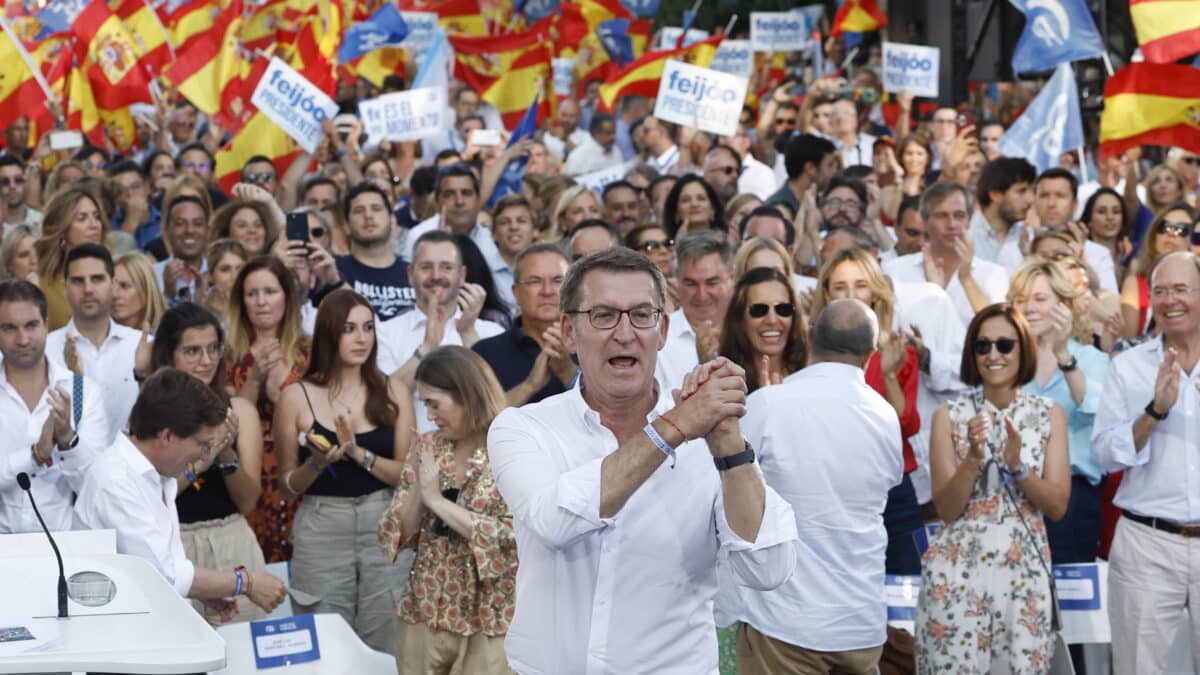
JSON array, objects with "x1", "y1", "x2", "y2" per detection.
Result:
[{"x1": 1, "y1": 35, "x2": 1199, "y2": 675}]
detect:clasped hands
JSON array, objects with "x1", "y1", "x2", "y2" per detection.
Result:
[{"x1": 669, "y1": 357, "x2": 748, "y2": 456}]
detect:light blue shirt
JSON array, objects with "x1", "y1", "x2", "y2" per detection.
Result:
[{"x1": 1023, "y1": 339, "x2": 1110, "y2": 485}]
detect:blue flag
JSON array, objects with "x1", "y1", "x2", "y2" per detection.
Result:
[
  {"x1": 487, "y1": 95, "x2": 539, "y2": 209},
  {"x1": 996, "y1": 64, "x2": 1083, "y2": 173},
  {"x1": 514, "y1": 0, "x2": 560, "y2": 21},
  {"x1": 338, "y1": 3, "x2": 410, "y2": 64},
  {"x1": 620, "y1": 0, "x2": 660, "y2": 18},
  {"x1": 1008, "y1": 0, "x2": 1105, "y2": 74},
  {"x1": 33, "y1": 0, "x2": 88, "y2": 39},
  {"x1": 598, "y1": 19, "x2": 635, "y2": 67}
]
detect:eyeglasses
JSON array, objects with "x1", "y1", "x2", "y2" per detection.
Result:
[
  {"x1": 638, "y1": 238, "x2": 673, "y2": 253},
  {"x1": 178, "y1": 341, "x2": 223, "y2": 362},
  {"x1": 243, "y1": 171, "x2": 276, "y2": 183},
  {"x1": 181, "y1": 161, "x2": 211, "y2": 172},
  {"x1": 748, "y1": 302, "x2": 795, "y2": 318},
  {"x1": 516, "y1": 275, "x2": 564, "y2": 289},
  {"x1": 821, "y1": 197, "x2": 864, "y2": 212},
  {"x1": 1150, "y1": 285, "x2": 1200, "y2": 300},
  {"x1": 972, "y1": 338, "x2": 1017, "y2": 355},
  {"x1": 567, "y1": 305, "x2": 662, "y2": 329},
  {"x1": 1157, "y1": 221, "x2": 1191, "y2": 237},
  {"x1": 0, "y1": 176, "x2": 25, "y2": 188}
]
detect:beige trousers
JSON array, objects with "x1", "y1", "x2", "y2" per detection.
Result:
[
  {"x1": 179, "y1": 512, "x2": 269, "y2": 626},
  {"x1": 1109, "y1": 516, "x2": 1200, "y2": 675},
  {"x1": 736, "y1": 622, "x2": 883, "y2": 675},
  {"x1": 397, "y1": 620, "x2": 514, "y2": 675}
]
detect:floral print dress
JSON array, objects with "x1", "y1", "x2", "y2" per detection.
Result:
[{"x1": 916, "y1": 390, "x2": 1057, "y2": 674}]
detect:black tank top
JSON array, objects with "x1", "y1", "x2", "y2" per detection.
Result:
[
  {"x1": 176, "y1": 462, "x2": 238, "y2": 524},
  {"x1": 299, "y1": 382, "x2": 394, "y2": 498}
]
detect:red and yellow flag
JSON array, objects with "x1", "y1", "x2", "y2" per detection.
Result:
[
  {"x1": 111, "y1": 0, "x2": 173, "y2": 76},
  {"x1": 398, "y1": 0, "x2": 484, "y2": 35},
  {"x1": 449, "y1": 27, "x2": 554, "y2": 127},
  {"x1": 164, "y1": 0, "x2": 243, "y2": 116},
  {"x1": 831, "y1": 0, "x2": 887, "y2": 36},
  {"x1": 0, "y1": 25, "x2": 49, "y2": 134},
  {"x1": 70, "y1": 0, "x2": 154, "y2": 112},
  {"x1": 1099, "y1": 63, "x2": 1200, "y2": 156},
  {"x1": 215, "y1": 110, "x2": 299, "y2": 194},
  {"x1": 597, "y1": 33, "x2": 724, "y2": 112},
  {"x1": 1129, "y1": 0, "x2": 1200, "y2": 64}
]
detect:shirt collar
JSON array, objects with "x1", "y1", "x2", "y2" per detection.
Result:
[
  {"x1": 800, "y1": 360, "x2": 866, "y2": 382},
  {"x1": 668, "y1": 308, "x2": 696, "y2": 339},
  {"x1": 115, "y1": 432, "x2": 160, "y2": 481},
  {"x1": 569, "y1": 375, "x2": 671, "y2": 429},
  {"x1": 63, "y1": 317, "x2": 124, "y2": 345}
]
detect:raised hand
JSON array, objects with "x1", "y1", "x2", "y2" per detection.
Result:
[
  {"x1": 541, "y1": 323, "x2": 576, "y2": 384},
  {"x1": 963, "y1": 414, "x2": 990, "y2": 462},
  {"x1": 921, "y1": 243, "x2": 946, "y2": 287},
  {"x1": 63, "y1": 338, "x2": 82, "y2": 376},
  {"x1": 455, "y1": 283, "x2": 486, "y2": 333},
  {"x1": 953, "y1": 234, "x2": 975, "y2": 280},
  {"x1": 134, "y1": 323, "x2": 153, "y2": 378},
  {"x1": 878, "y1": 332, "x2": 906, "y2": 375},
  {"x1": 1002, "y1": 415, "x2": 1023, "y2": 472},
  {"x1": 416, "y1": 438, "x2": 440, "y2": 500},
  {"x1": 1150, "y1": 347, "x2": 1180, "y2": 417},
  {"x1": 1049, "y1": 302, "x2": 1074, "y2": 357},
  {"x1": 758, "y1": 354, "x2": 782, "y2": 388},
  {"x1": 695, "y1": 320, "x2": 721, "y2": 363},
  {"x1": 670, "y1": 357, "x2": 748, "y2": 442}
]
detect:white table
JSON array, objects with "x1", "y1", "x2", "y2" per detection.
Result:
[{"x1": 213, "y1": 613, "x2": 396, "y2": 675}]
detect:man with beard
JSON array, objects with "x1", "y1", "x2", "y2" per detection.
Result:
[
  {"x1": 45, "y1": 244, "x2": 141, "y2": 443},
  {"x1": 968, "y1": 157, "x2": 1036, "y2": 270},
  {"x1": 603, "y1": 181, "x2": 643, "y2": 236},
  {"x1": 377, "y1": 230, "x2": 502, "y2": 430},
  {"x1": 334, "y1": 182, "x2": 415, "y2": 321}
]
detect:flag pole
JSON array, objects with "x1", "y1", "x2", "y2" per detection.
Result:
[
  {"x1": 1077, "y1": 148, "x2": 1089, "y2": 184},
  {"x1": 723, "y1": 14, "x2": 737, "y2": 36},
  {"x1": 0, "y1": 18, "x2": 62, "y2": 125}
]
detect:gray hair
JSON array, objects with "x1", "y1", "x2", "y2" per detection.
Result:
[
  {"x1": 1150, "y1": 251, "x2": 1200, "y2": 287},
  {"x1": 918, "y1": 181, "x2": 974, "y2": 222},
  {"x1": 560, "y1": 246, "x2": 665, "y2": 313},
  {"x1": 674, "y1": 229, "x2": 732, "y2": 271},
  {"x1": 811, "y1": 298, "x2": 879, "y2": 364},
  {"x1": 513, "y1": 242, "x2": 569, "y2": 281}
]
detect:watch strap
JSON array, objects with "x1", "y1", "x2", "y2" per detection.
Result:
[
  {"x1": 1145, "y1": 400, "x2": 1168, "y2": 421},
  {"x1": 713, "y1": 442, "x2": 755, "y2": 472},
  {"x1": 1058, "y1": 356, "x2": 1078, "y2": 372}
]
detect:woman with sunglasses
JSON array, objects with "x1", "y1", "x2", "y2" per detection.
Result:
[
  {"x1": 624, "y1": 225, "x2": 677, "y2": 313},
  {"x1": 812, "y1": 248, "x2": 924, "y2": 573},
  {"x1": 718, "y1": 267, "x2": 807, "y2": 392},
  {"x1": 1008, "y1": 259, "x2": 1110, "y2": 567},
  {"x1": 152, "y1": 303, "x2": 270, "y2": 625},
  {"x1": 916, "y1": 303, "x2": 1069, "y2": 673},
  {"x1": 1118, "y1": 202, "x2": 1197, "y2": 340},
  {"x1": 377, "y1": 346, "x2": 515, "y2": 674}
]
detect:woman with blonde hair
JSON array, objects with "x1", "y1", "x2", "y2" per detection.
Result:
[
  {"x1": 42, "y1": 160, "x2": 85, "y2": 202},
  {"x1": 733, "y1": 236, "x2": 794, "y2": 280},
  {"x1": 1007, "y1": 257, "x2": 1110, "y2": 565},
  {"x1": 225, "y1": 255, "x2": 310, "y2": 562},
  {"x1": 202, "y1": 239, "x2": 248, "y2": 328},
  {"x1": 552, "y1": 185, "x2": 605, "y2": 241},
  {"x1": 378, "y1": 346, "x2": 515, "y2": 673},
  {"x1": 1, "y1": 224, "x2": 37, "y2": 282},
  {"x1": 535, "y1": 174, "x2": 577, "y2": 239},
  {"x1": 724, "y1": 193, "x2": 763, "y2": 240},
  {"x1": 112, "y1": 251, "x2": 167, "y2": 330},
  {"x1": 34, "y1": 182, "x2": 111, "y2": 329},
  {"x1": 812, "y1": 247, "x2": 924, "y2": 573}
]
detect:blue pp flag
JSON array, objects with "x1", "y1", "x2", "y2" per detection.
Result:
[
  {"x1": 514, "y1": 0, "x2": 560, "y2": 21},
  {"x1": 33, "y1": 0, "x2": 87, "y2": 39},
  {"x1": 620, "y1": 0, "x2": 660, "y2": 18},
  {"x1": 598, "y1": 19, "x2": 635, "y2": 67},
  {"x1": 487, "y1": 95, "x2": 539, "y2": 209},
  {"x1": 996, "y1": 64, "x2": 1083, "y2": 173},
  {"x1": 1008, "y1": 0, "x2": 1105, "y2": 74},
  {"x1": 338, "y1": 4, "x2": 410, "y2": 64}
]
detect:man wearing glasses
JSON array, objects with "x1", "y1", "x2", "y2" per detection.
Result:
[
  {"x1": 488, "y1": 247, "x2": 797, "y2": 675},
  {"x1": 0, "y1": 156, "x2": 40, "y2": 235},
  {"x1": 1094, "y1": 251, "x2": 1200, "y2": 674}
]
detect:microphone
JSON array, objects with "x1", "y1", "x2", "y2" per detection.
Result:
[{"x1": 17, "y1": 472, "x2": 69, "y2": 618}]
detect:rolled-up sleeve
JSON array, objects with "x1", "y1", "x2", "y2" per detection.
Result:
[
  {"x1": 1091, "y1": 362, "x2": 1149, "y2": 471},
  {"x1": 713, "y1": 468, "x2": 798, "y2": 591},
  {"x1": 488, "y1": 408, "x2": 613, "y2": 551}
]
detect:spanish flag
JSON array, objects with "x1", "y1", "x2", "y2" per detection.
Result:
[
  {"x1": 215, "y1": 110, "x2": 299, "y2": 194},
  {"x1": 597, "y1": 33, "x2": 724, "y2": 112},
  {"x1": 164, "y1": 0, "x2": 243, "y2": 116},
  {"x1": 831, "y1": 0, "x2": 887, "y2": 37},
  {"x1": 0, "y1": 23, "x2": 49, "y2": 133},
  {"x1": 70, "y1": 0, "x2": 154, "y2": 111},
  {"x1": 449, "y1": 28, "x2": 555, "y2": 127},
  {"x1": 405, "y1": 0, "x2": 485, "y2": 36},
  {"x1": 1129, "y1": 0, "x2": 1200, "y2": 64},
  {"x1": 111, "y1": 0, "x2": 173, "y2": 76},
  {"x1": 1099, "y1": 63, "x2": 1200, "y2": 156}
]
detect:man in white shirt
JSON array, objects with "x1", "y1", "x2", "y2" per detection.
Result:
[
  {"x1": 153, "y1": 194, "x2": 211, "y2": 303},
  {"x1": 702, "y1": 145, "x2": 741, "y2": 209},
  {"x1": 563, "y1": 112, "x2": 624, "y2": 177},
  {"x1": 1092, "y1": 252, "x2": 1200, "y2": 675},
  {"x1": 378, "y1": 231, "x2": 502, "y2": 429},
  {"x1": 969, "y1": 157, "x2": 1036, "y2": 269},
  {"x1": 720, "y1": 125, "x2": 778, "y2": 201},
  {"x1": 656, "y1": 231, "x2": 734, "y2": 394},
  {"x1": 638, "y1": 116, "x2": 680, "y2": 176},
  {"x1": 0, "y1": 156, "x2": 41, "y2": 235},
  {"x1": 883, "y1": 182, "x2": 1009, "y2": 324},
  {"x1": 0, "y1": 280, "x2": 107, "y2": 533},
  {"x1": 1032, "y1": 168, "x2": 1119, "y2": 294},
  {"x1": 74, "y1": 368, "x2": 287, "y2": 619},
  {"x1": 401, "y1": 165, "x2": 506, "y2": 282},
  {"x1": 830, "y1": 99, "x2": 876, "y2": 169},
  {"x1": 738, "y1": 299, "x2": 902, "y2": 673},
  {"x1": 541, "y1": 99, "x2": 590, "y2": 162},
  {"x1": 488, "y1": 247, "x2": 798, "y2": 675},
  {"x1": 489, "y1": 194, "x2": 539, "y2": 314},
  {"x1": 45, "y1": 244, "x2": 141, "y2": 441}
]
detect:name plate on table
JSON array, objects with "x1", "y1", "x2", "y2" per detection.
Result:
[
  {"x1": 1053, "y1": 564, "x2": 1101, "y2": 611},
  {"x1": 250, "y1": 614, "x2": 321, "y2": 668},
  {"x1": 885, "y1": 574, "x2": 920, "y2": 622}
]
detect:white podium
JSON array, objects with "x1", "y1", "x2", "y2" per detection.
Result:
[
  {"x1": 0, "y1": 549, "x2": 225, "y2": 674},
  {"x1": 213, "y1": 614, "x2": 396, "y2": 675}
]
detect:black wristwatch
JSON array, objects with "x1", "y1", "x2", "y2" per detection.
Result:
[
  {"x1": 713, "y1": 442, "x2": 756, "y2": 472},
  {"x1": 1058, "y1": 356, "x2": 1078, "y2": 372},
  {"x1": 1145, "y1": 400, "x2": 1169, "y2": 421}
]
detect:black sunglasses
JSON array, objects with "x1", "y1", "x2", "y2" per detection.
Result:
[
  {"x1": 748, "y1": 302, "x2": 795, "y2": 318},
  {"x1": 639, "y1": 238, "x2": 673, "y2": 252},
  {"x1": 973, "y1": 338, "x2": 1017, "y2": 355},
  {"x1": 1157, "y1": 221, "x2": 1191, "y2": 237}
]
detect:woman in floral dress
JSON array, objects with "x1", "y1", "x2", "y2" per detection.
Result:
[
  {"x1": 378, "y1": 346, "x2": 517, "y2": 675},
  {"x1": 917, "y1": 303, "x2": 1071, "y2": 673}
]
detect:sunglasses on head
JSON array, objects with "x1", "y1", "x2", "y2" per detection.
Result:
[
  {"x1": 1157, "y1": 221, "x2": 1191, "y2": 237},
  {"x1": 748, "y1": 302, "x2": 795, "y2": 318},
  {"x1": 973, "y1": 337, "x2": 1017, "y2": 355}
]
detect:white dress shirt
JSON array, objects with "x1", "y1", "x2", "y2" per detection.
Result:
[
  {"x1": 739, "y1": 154, "x2": 779, "y2": 200},
  {"x1": 649, "y1": 145, "x2": 680, "y2": 176},
  {"x1": 737, "y1": 362, "x2": 903, "y2": 651},
  {"x1": 45, "y1": 318, "x2": 140, "y2": 442},
  {"x1": 152, "y1": 257, "x2": 208, "y2": 302},
  {"x1": 376, "y1": 305, "x2": 503, "y2": 432},
  {"x1": 1092, "y1": 336, "x2": 1200, "y2": 524},
  {"x1": 563, "y1": 136, "x2": 624, "y2": 177},
  {"x1": 542, "y1": 127, "x2": 591, "y2": 163},
  {"x1": 653, "y1": 308, "x2": 700, "y2": 395},
  {"x1": 883, "y1": 251, "x2": 1010, "y2": 325},
  {"x1": 0, "y1": 358, "x2": 108, "y2": 533},
  {"x1": 487, "y1": 384, "x2": 798, "y2": 675},
  {"x1": 968, "y1": 212, "x2": 1118, "y2": 294},
  {"x1": 73, "y1": 433, "x2": 195, "y2": 596},
  {"x1": 838, "y1": 132, "x2": 877, "y2": 169}
]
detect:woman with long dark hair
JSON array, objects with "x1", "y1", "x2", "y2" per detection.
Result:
[
  {"x1": 718, "y1": 267, "x2": 808, "y2": 392},
  {"x1": 662, "y1": 175, "x2": 727, "y2": 240},
  {"x1": 274, "y1": 288, "x2": 415, "y2": 654}
]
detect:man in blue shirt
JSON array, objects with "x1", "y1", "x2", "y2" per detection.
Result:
[{"x1": 473, "y1": 243, "x2": 575, "y2": 405}]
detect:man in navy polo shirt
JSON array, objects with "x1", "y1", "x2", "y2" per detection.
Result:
[{"x1": 473, "y1": 243, "x2": 576, "y2": 405}]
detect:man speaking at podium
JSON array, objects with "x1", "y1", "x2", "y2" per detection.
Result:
[{"x1": 74, "y1": 368, "x2": 288, "y2": 620}]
